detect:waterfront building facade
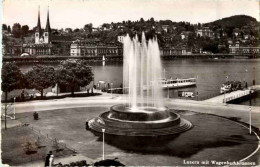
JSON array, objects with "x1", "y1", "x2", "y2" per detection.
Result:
[
  {"x1": 160, "y1": 46, "x2": 192, "y2": 55},
  {"x1": 2, "y1": 44, "x2": 23, "y2": 56},
  {"x1": 229, "y1": 42, "x2": 260, "y2": 54},
  {"x1": 70, "y1": 39, "x2": 123, "y2": 57}
]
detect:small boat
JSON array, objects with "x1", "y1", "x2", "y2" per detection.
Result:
[
  {"x1": 220, "y1": 81, "x2": 244, "y2": 94},
  {"x1": 220, "y1": 83, "x2": 232, "y2": 94},
  {"x1": 160, "y1": 78, "x2": 196, "y2": 89}
]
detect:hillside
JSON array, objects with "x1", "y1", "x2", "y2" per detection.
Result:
[{"x1": 206, "y1": 15, "x2": 258, "y2": 28}]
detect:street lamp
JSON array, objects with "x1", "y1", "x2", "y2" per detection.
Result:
[
  {"x1": 93, "y1": 68, "x2": 95, "y2": 94},
  {"x1": 168, "y1": 86, "x2": 170, "y2": 99},
  {"x1": 249, "y1": 106, "x2": 252, "y2": 134},
  {"x1": 223, "y1": 75, "x2": 228, "y2": 104},
  {"x1": 102, "y1": 128, "x2": 105, "y2": 160},
  {"x1": 163, "y1": 68, "x2": 166, "y2": 79},
  {"x1": 13, "y1": 97, "x2": 16, "y2": 120},
  {"x1": 111, "y1": 83, "x2": 113, "y2": 98}
]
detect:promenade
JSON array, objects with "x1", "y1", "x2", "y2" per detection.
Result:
[
  {"x1": 2, "y1": 93, "x2": 260, "y2": 166},
  {"x1": 8, "y1": 93, "x2": 260, "y2": 130}
]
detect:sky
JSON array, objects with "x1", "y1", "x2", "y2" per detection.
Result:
[{"x1": 1, "y1": 0, "x2": 259, "y2": 29}]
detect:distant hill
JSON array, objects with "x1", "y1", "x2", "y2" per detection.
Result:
[{"x1": 206, "y1": 15, "x2": 258, "y2": 28}]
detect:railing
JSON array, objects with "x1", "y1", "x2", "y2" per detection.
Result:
[
  {"x1": 223, "y1": 90, "x2": 253, "y2": 103},
  {"x1": 28, "y1": 125, "x2": 77, "y2": 153}
]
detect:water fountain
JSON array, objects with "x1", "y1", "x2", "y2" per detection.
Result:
[{"x1": 88, "y1": 33, "x2": 192, "y2": 136}]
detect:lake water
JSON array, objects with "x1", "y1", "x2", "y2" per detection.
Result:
[{"x1": 18, "y1": 58, "x2": 260, "y2": 106}]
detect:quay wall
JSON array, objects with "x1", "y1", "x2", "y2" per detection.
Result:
[{"x1": 2, "y1": 53, "x2": 258, "y2": 63}]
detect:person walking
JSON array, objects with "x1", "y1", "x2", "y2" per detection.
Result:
[
  {"x1": 49, "y1": 154, "x2": 54, "y2": 167},
  {"x1": 44, "y1": 151, "x2": 52, "y2": 167}
]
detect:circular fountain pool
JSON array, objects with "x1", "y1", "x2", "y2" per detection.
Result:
[{"x1": 88, "y1": 104, "x2": 192, "y2": 136}]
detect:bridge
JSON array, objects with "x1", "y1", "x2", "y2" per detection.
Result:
[{"x1": 204, "y1": 85, "x2": 260, "y2": 104}]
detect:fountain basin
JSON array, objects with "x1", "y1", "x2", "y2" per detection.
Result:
[{"x1": 88, "y1": 104, "x2": 192, "y2": 136}]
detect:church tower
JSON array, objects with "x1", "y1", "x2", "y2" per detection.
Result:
[
  {"x1": 35, "y1": 7, "x2": 42, "y2": 44},
  {"x1": 44, "y1": 7, "x2": 51, "y2": 44}
]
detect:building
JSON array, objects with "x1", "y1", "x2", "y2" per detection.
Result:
[
  {"x1": 35, "y1": 7, "x2": 51, "y2": 44},
  {"x1": 180, "y1": 31, "x2": 193, "y2": 40},
  {"x1": 229, "y1": 42, "x2": 260, "y2": 54},
  {"x1": 23, "y1": 7, "x2": 53, "y2": 55},
  {"x1": 160, "y1": 46, "x2": 192, "y2": 55},
  {"x1": 162, "y1": 25, "x2": 169, "y2": 32},
  {"x1": 2, "y1": 44, "x2": 23, "y2": 56},
  {"x1": 195, "y1": 27, "x2": 214, "y2": 38},
  {"x1": 70, "y1": 39, "x2": 123, "y2": 57},
  {"x1": 117, "y1": 35, "x2": 125, "y2": 43},
  {"x1": 4, "y1": 7, "x2": 73, "y2": 56}
]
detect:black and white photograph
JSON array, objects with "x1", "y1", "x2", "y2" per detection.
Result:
[{"x1": 1, "y1": 0, "x2": 260, "y2": 166}]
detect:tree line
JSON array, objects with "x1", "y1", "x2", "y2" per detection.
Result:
[
  {"x1": 1, "y1": 60, "x2": 94, "y2": 102},
  {"x1": 3, "y1": 23, "x2": 30, "y2": 38}
]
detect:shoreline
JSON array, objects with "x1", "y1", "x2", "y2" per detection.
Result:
[{"x1": 2, "y1": 53, "x2": 259, "y2": 63}]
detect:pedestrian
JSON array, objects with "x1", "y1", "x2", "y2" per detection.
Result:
[
  {"x1": 49, "y1": 154, "x2": 55, "y2": 167},
  {"x1": 44, "y1": 151, "x2": 52, "y2": 167}
]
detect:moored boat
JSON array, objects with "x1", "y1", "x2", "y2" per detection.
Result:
[
  {"x1": 220, "y1": 83, "x2": 232, "y2": 94},
  {"x1": 160, "y1": 78, "x2": 197, "y2": 89}
]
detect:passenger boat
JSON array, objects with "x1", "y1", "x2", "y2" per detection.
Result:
[{"x1": 160, "y1": 78, "x2": 197, "y2": 89}]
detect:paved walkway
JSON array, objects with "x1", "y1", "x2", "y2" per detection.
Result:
[
  {"x1": 10, "y1": 93, "x2": 260, "y2": 129},
  {"x1": 2, "y1": 93, "x2": 260, "y2": 166}
]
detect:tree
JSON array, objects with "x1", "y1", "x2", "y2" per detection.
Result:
[
  {"x1": 198, "y1": 23, "x2": 201, "y2": 28},
  {"x1": 21, "y1": 25, "x2": 29, "y2": 36},
  {"x1": 84, "y1": 23, "x2": 93, "y2": 33},
  {"x1": 12, "y1": 23, "x2": 21, "y2": 38},
  {"x1": 25, "y1": 65, "x2": 56, "y2": 98},
  {"x1": 140, "y1": 18, "x2": 144, "y2": 23},
  {"x1": 56, "y1": 60, "x2": 93, "y2": 96},
  {"x1": 7, "y1": 25, "x2": 11, "y2": 33},
  {"x1": 74, "y1": 28, "x2": 80, "y2": 32},
  {"x1": 1, "y1": 63, "x2": 25, "y2": 129},
  {"x1": 2, "y1": 24, "x2": 7, "y2": 31},
  {"x1": 150, "y1": 17, "x2": 155, "y2": 24},
  {"x1": 65, "y1": 28, "x2": 72, "y2": 33}
]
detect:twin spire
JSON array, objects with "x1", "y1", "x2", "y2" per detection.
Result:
[{"x1": 36, "y1": 6, "x2": 51, "y2": 35}]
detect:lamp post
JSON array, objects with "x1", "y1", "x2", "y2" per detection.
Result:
[
  {"x1": 14, "y1": 97, "x2": 16, "y2": 120},
  {"x1": 111, "y1": 83, "x2": 113, "y2": 98},
  {"x1": 93, "y1": 68, "x2": 95, "y2": 94},
  {"x1": 223, "y1": 75, "x2": 228, "y2": 104},
  {"x1": 33, "y1": 89, "x2": 35, "y2": 99},
  {"x1": 249, "y1": 89, "x2": 252, "y2": 134},
  {"x1": 168, "y1": 86, "x2": 170, "y2": 99},
  {"x1": 102, "y1": 129, "x2": 105, "y2": 160},
  {"x1": 253, "y1": 67, "x2": 255, "y2": 86},
  {"x1": 249, "y1": 106, "x2": 252, "y2": 134}
]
